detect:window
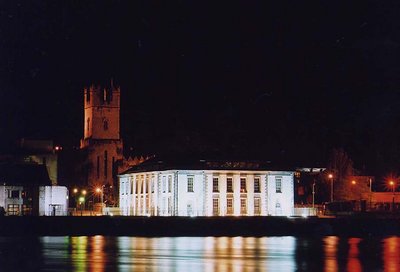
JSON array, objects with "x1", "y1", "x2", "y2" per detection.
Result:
[
  {"x1": 254, "y1": 177, "x2": 260, "y2": 193},
  {"x1": 187, "y1": 177, "x2": 194, "y2": 192},
  {"x1": 130, "y1": 180, "x2": 133, "y2": 194},
  {"x1": 140, "y1": 179, "x2": 144, "y2": 194},
  {"x1": 276, "y1": 177, "x2": 282, "y2": 193},
  {"x1": 22, "y1": 204, "x2": 32, "y2": 216},
  {"x1": 146, "y1": 179, "x2": 149, "y2": 193},
  {"x1": 136, "y1": 179, "x2": 139, "y2": 194},
  {"x1": 103, "y1": 119, "x2": 108, "y2": 130},
  {"x1": 227, "y1": 198, "x2": 233, "y2": 215},
  {"x1": 7, "y1": 204, "x2": 19, "y2": 215},
  {"x1": 213, "y1": 177, "x2": 219, "y2": 192},
  {"x1": 240, "y1": 199, "x2": 247, "y2": 215},
  {"x1": 213, "y1": 198, "x2": 219, "y2": 216},
  {"x1": 151, "y1": 179, "x2": 155, "y2": 193},
  {"x1": 97, "y1": 156, "x2": 100, "y2": 179},
  {"x1": 8, "y1": 190, "x2": 19, "y2": 199},
  {"x1": 227, "y1": 178, "x2": 233, "y2": 193},
  {"x1": 104, "y1": 151, "x2": 108, "y2": 178},
  {"x1": 121, "y1": 182, "x2": 125, "y2": 195},
  {"x1": 162, "y1": 176, "x2": 166, "y2": 193},
  {"x1": 168, "y1": 176, "x2": 172, "y2": 193},
  {"x1": 240, "y1": 178, "x2": 247, "y2": 193},
  {"x1": 254, "y1": 198, "x2": 261, "y2": 215}
]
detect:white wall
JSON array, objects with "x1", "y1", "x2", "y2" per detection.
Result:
[
  {"x1": 119, "y1": 169, "x2": 294, "y2": 217},
  {"x1": 39, "y1": 186, "x2": 69, "y2": 216},
  {"x1": 266, "y1": 173, "x2": 294, "y2": 216}
]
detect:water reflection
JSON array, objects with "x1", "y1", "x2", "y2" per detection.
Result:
[{"x1": 0, "y1": 235, "x2": 396, "y2": 271}]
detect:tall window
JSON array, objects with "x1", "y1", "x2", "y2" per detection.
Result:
[
  {"x1": 227, "y1": 178, "x2": 233, "y2": 193},
  {"x1": 104, "y1": 151, "x2": 108, "y2": 178},
  {"x1": 213, "y1": 198, "x2": 219, "y2": 216},
  {"x1": 254, "y1": 198, "x2": 261, "y2": 215},
  {"x1": 187, "y1": 177, "x2": 194, "y2": 192},
  {"x1": 151, "y1": 179, "x2": 155, "y2": 193},
  {"x1": 276, "y1": 177, "x2": 282, "y2": 193},
  {"x1": 103, "y1": 119, "x2": 108, "y2": 130},
  {"x1": 213, "y1": 177, "x2": 219, "y2": 192},
  {"x1": 240, "y1": 178, "x2": 247, "y2": 193},
  {"x1": 162, "y1": 176, "x2": 166, "y2": 193},
  {"x1": 168, "y1": 176, "x2": 172, "y2": 193},
  {"x1": 240, "y1": 199, "x2": 247, "y2": 215},
  {"x1": 96, "y1": 156, "x2": 100, "y2": 179},
  {"x1": 254, "y1": 177, "x2": 260, "y2": 193},
  {"x1": 227, "y1": 198, "x2": 233, "y2": 215}
]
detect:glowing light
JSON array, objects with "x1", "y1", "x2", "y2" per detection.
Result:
[
  {"x1": 82, "y1": 190, "x2": 87, "y2": 195},
  {"x1": 351, "y1": 180, "x2": 356, "y2": 185},
  {"x1": 73, "y1": 188, "x2": 78, "y2": 194},
  {"x1": 328, "y1": 174, "x2": 333, "y2": 179},
  {"x1": 79, "y1": 197, "x2": 85, "y2": 203},
  {"x1": 96, "y1": 188, "x2": 101, "y2": 193}
]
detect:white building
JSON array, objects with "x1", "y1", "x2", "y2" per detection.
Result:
[
  {"x1": 119, "y1": 160, "x2": 294, "y2": 216},
  {"x1": 0, "y1": 163, "x2": 68, "y2": 216}
]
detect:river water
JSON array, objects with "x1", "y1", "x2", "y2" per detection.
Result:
[{"x1": 0, "y1": 236, "x2": 397, "y2": 271}]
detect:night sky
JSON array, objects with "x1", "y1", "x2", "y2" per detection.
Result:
[{"x1": 1, "y1": 1, "x2": 400, "y2": 177}]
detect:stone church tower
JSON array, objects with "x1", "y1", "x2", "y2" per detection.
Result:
[{"x1": 80, "y1": 83, "x2": 123, "y2": 192}]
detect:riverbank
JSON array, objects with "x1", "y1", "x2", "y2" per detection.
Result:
[{"x1": 1, "y1": 215, "x2": 400, "y2": 237}]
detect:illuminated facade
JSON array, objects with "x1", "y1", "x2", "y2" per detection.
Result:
[
  {"x1": 80, "y1": 83, "x2": 123, "y2": 189},
  {"x1": 119, "y1": 160, "x2": 294, "y2": 216}
]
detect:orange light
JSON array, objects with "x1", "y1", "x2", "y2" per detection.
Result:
[
  {"x1": 73, "y1": 188, "x2": 78, "y2": 194},
  {"x1": 390, "y1": 181, "x2": 394, "y2": 186},
  {"x1": 351, "y1": 180, "x2": 356, "y2": 185},
  {"x1": 96, "y1": 188, "x2": 101, "y2": 193},
  {"x1": 328, "y1": 174, "x2": 333, "y2": 179},
  {"x1": 82, "y1": 190, "x2": 87, "y2": 195}
]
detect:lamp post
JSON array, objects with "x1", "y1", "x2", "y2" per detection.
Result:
[
  {"x1": 328, "y1": 174, "x2": 334, "y2": 202},
  {"x1": 78, "y1": 196, "x2": 85, "y2": 216},
  {"x1": 390, "y1": 181, "x2": 395, "y2": 211},
  {"x1": 96, "y1": 186, "x2": 104, "y2": 215},
  {"x1": 312, "y1": 182, "x2": 316, "y2": 208}
]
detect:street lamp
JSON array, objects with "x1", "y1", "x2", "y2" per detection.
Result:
[
  {"x1": 96, "y1": 186, "x2": 104, "y2": 215},
  {"x1": 312, "y1": 182, "x2": 316, "y2": 208},
  {"x1": 328, "y1": 174, "x2": 334, "y2": 202},
  {"x1": 78, "y1": 196, "x2": 85, "y2": 216},
  {"x1": 390, "y1": 181, "x2": 395, "y2": 211}
]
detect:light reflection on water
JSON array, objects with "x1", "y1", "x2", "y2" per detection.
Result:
[{"x1": 0, "y1": 236, "x2": 397, "y2": 271}]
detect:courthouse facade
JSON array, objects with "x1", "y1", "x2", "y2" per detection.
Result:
[{"x1": 119, "y1": 160, "x2": 294, "y2": 216}]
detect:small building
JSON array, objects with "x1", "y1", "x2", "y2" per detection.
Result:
[
  {"x1": 0, "y1": 162, "x2": 68, "y2": 216},
  {"x1": 119, "y1": 159, "x2": 294, "y2": 216}
]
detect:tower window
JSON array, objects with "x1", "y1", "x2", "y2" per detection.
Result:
[
  {"x1": 103, "y1": 119, "x2": 108, "y2": 130},
  {"x1": 104, "y1": 151, "x2": 108, "y2": 178},
  {"x1": 87, "y1": 118, "x2": 90, "y2": 133},
  {"x1": 97, "y1": 156, "x2": 100, "y2": 179}
]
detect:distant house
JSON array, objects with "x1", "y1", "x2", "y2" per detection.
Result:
[
  {"x1": 119, "y1": 158, "x2": 294, "y2": 217},
  {"x1": 0, "y1": 162, "x2": 68, "y2": 216}
]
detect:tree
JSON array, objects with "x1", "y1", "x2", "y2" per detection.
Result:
[{"x1": 327, "y1": 148, "x2": 356, "y2": 201}]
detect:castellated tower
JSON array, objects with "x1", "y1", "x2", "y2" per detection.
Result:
[{"x1": 80, "y1": 83, "x2": 123, "y2": 193}]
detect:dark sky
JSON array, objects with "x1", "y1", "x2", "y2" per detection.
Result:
[{"x1": 1, "y1": 1, "x2": 400, "y2": 176}]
